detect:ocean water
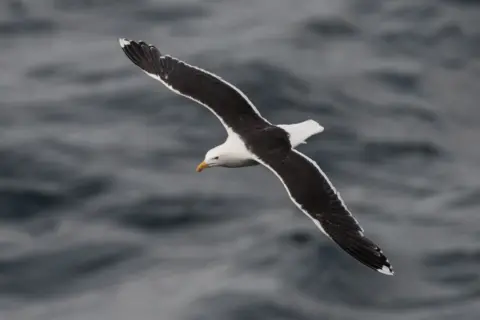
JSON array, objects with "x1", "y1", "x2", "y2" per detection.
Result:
[{"x1": 1, "y1": 0, "x2": 479, "y2": 319}]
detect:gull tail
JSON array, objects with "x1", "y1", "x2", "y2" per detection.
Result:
[{"x1": 277, "y1": 119, "x2": 324, "y2": 148}]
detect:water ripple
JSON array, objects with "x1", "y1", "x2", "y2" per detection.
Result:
[{"x1": 0, "y1": 242, "x2": 142, "y2": 299}]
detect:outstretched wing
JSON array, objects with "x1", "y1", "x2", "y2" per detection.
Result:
[
  {"x1": 118, "y1": 38, "x2": 270, "y2": 135},
  {"x1": 252, "y1": 148, "x2": 394, "y2": 275}
]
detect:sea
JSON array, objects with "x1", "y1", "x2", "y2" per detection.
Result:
[{"x1": 1, "y1": 0, "x2": 479, "y2": 319}]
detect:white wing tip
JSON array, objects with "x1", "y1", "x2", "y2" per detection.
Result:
[
  {"x1": 118, "y1": 38, "x2": 130, "y2": 48},
  {"x1": 377, "y1": 264, "x2": 395, "y2": 276}
]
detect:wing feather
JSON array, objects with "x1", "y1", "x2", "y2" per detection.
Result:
[
  {"x1": 118, "y1": 38, "x2": 270, "y2": 135},
  {"x1": 252, "y1": 149, "x2": 394, "y2": 275}
]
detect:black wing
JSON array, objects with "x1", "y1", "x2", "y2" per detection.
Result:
[
  {"x1": 254, "y1": 148, "x2": 394, "y2": 275},
  {"x1": 118, "y1": 38, "x2": 270, "y2": 134}
]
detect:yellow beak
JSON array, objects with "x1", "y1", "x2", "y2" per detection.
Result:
[{"x1": 196, "y1": 161, "x2": 209, "y2": 172}]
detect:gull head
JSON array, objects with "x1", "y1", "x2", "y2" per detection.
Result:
[
  {"x1": 196, "y1": 145, "x2": 246, "y2": 172},
  {"x1": 196, "y1": 147, "x2": 224, "y2": 172}
]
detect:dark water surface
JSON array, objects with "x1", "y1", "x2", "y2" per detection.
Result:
[{"x1": 1, "y1": 0, "x2": 479, "y2": 319}]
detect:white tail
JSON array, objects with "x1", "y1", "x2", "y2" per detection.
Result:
[{"x1": 277, "y1": 119, "x2": 324, "y2": 148}]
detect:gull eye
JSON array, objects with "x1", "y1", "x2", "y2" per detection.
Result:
[{"x1": 213, "y1": 156, "x2": 219, "y2": 160}]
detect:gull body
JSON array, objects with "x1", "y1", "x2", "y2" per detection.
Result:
[{"x1": 199, "y1": 120, "x2": 324, "y2": 170}]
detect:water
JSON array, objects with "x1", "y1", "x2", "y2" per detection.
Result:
[{"x1": 0, "y1": 0, "x2": 479, "y2": 319}]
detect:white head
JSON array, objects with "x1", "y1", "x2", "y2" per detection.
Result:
[{"x1": 196, "y1": 144, "x2": 245, "y2": 172}]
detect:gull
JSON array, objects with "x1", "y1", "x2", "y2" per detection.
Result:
[{"x1": 118, "y1": 38, "x2": 394, "y2": 275}]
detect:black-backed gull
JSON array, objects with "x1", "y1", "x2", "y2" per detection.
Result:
[{"x1": 118, "y1": 38, "x2": 394, "y2": 276}]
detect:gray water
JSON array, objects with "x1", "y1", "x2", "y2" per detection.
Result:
[{"x1": 1, "y1": 0, "x2": 479, "y2": 319}]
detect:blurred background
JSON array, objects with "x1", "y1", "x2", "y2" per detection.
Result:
[{"x1": 1, "y1": 0, "x2": 479, "y2": 319}]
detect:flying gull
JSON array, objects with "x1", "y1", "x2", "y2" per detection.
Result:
[{"x1": 118, "y1": 38, "x2": 394, "y2": 275}]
